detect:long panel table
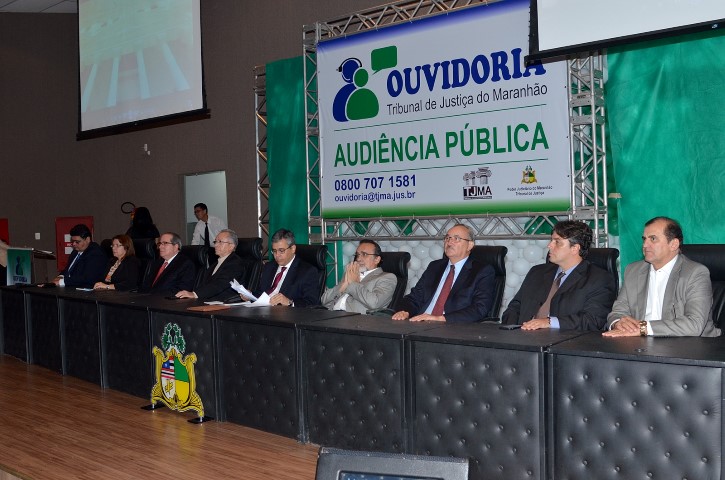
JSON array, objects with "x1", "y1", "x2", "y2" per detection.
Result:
[
  {"x1": 3, "y1": 285, "x2": 725, "y2": 480},
  {"x1": 216, "y1": 307, "x2": 357, "y2": 439},
  {"x1": 300, "y1": 314, "x2": 441, "y2": 452},
  {"x1": 548, "y1": 333, "x2": 725, "y2": 480},
  {"x1": 407, "y1": 323, "x2": 586, "y2": 480}
]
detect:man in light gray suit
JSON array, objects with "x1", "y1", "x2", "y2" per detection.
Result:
[
  {"x1": 322, "y1": 239, "x2": 397, "y2": 313},
  {"x1": 603, "y1": 216, "x2": 720, "y2": 337}
]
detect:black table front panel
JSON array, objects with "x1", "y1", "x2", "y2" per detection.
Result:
[
  {"x1": 27, "y1": 292, "x2": 61, "y2": 372},
  {"x1": 410, "y1": 340, "x2": 543, "y2": 480},
  {"x1": 303, "y1": 329, "x2": 406, "y2": 453},
  {"x1": 101, "y1": 304, "x2": 153, "y2": 398},
  {"x1": 61, "y1": 298, "x2": 101, "y2": 385},
  {"x1": 550, "y1": 353, "x2": 721, "y2": 480},
  {"x1": 151, "y1": 311, "x2": 217, "y2": 419},
  {"x1": 1, "y1": 288, "x2": 28, "y2": 361},
  {"x1": 218, "y1": 320, "x2": 297, "y2": 436}
]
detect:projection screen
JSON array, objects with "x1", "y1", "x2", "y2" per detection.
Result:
[{"x1": 78, "y1": 0, "x2": 206, "y2": 137}]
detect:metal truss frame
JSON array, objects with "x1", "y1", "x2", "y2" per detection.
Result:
[
  {"x1": 253, "y1": 0, "x2": 609, "y2": 277},
  {"x1": 254, "y1": 65, "x2": 270, "y2": 256}
]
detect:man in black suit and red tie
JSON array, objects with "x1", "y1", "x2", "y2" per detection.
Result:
[
  {"x1": 140, "y1": 232, "x2": 195, "y2": 296},
  {"x1": 250, "y1": 228, "x2": 320, "y2": 307},
  {"x1": 176, "y1": 229, "x2": 246, "y2": 302},
  {"x1": 392, "y1": 223, "x2": 495, "y2": 323}
]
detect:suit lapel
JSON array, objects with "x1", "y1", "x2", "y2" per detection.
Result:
[
  {"x1": 449, "y1": 258, "x2": 471, "y2": 295},
  {"x1": 556, "y1": 261, "x2": 585, "y2": 295},
  {"x1": 361, "y1": 268, "x2": 383, "y2": 284},
  {"x1": 635, "y1": 263, "x2": 649, "y2": 318},
  {"x1": 661, "y1": 255, "x2": 683, "y2": 320}
]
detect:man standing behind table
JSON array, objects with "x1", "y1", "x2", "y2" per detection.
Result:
[
  {"x1": 501, "y1": 220, "x2": 616, "y2": 331},
  {"x1": 191, "y1": 203, "x2": 227, "y2": 248},
  {"x1": 603, "y1": 216, "x2": 720, "y2": 337},
  {"x1": 176, "y1": 229, "x2": 246, "y2": 302},
  {"x1": 250, "y1": 228, "x2": 320, "y2": 307},
  {"x1": 139, "y1": 232, "x2": 196, "y2": 296},
  {"x1": 321, "y1": 239, "x2": 396, "y2": 313},
  {"x1": 52, "y1": 224, "x2": 107, "y2": 288},
  {"x1": 392, "y1": 224, "x2": 495, "y2": 323}
]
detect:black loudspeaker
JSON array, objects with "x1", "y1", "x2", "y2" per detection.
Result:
[{"x1": 315, "y1": 447, "x2": 469, "y2": 480}]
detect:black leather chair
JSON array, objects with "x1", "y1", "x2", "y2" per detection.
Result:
[
  {"x1": 586, "y1": 247, "x2": 620, "y2": 292},
  {"x1": 469, "y1": 245, "x2": 508, "y2": 319},
  {"x1": 379, "y1": 251, "x2": 411, "y2": 309},
  {"x1": 133, "y1": 238, "x2": 158, "y2": 284},
  {"x1": 180, "y1": 245, "x2": 209, "y2": 290},
  {"x1": 294, "y1": 244, "x2": 328, "y2": 299},
  {"x1": 681, "y1": 244, "x2": 725, "y2": 329},
  {"x1": 234, "y1": 237, "x2": 263, "y2": 293},
  {"x1": 99, "y1": 238, "x2": 113, "y2": 259}
]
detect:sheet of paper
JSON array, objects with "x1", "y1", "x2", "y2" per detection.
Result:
[
  {"x1": 239, "y1": 292, "x2": 271, "y2": 307},
  {"x1": 229, "y1": 279, "x2": 258, "y2": 301}
]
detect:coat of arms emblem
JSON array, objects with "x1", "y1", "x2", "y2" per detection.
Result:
[{"x1": 149, "y1": 323, "x2": 205, "y2": 420}]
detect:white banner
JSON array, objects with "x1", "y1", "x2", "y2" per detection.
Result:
[{"x1": 318, "y1": 0, "x2": 570, "y2": 219}]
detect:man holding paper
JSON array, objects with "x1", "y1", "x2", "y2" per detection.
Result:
[
  {"x1": 176, "y1": 229, "x2": 246, "y2": 302},
  {"x1": 248, "y1": 229, "x2": 320, "y2": 307}
]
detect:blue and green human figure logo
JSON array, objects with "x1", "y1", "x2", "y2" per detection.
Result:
[{"x1": 332, "y1": 46, "x2": 397, "y2": 122}]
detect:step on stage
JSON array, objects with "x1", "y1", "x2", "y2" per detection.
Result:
[{"x1": 0, "y1": 355, "x2": 318, "y2": 480}]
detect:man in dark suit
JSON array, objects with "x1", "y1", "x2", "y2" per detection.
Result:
[
  {"x1": 139, "y1": 232, "x2": 195, "y2": 296},
  {"x1": 251, "y1": 228, "x2": 320, "y2": 307},
  {"x1": 176, "y1": 229, "x2": 246, "y2": 302},
  {"x1": 392, "y1": 224, "x2": 495, "y2": 323},
  {"x1": 52, "y1": 223, "x2": 107, "y2": 288},
  {"x1": 501, "y1": 221, "x2": 616, "y2": 331}
]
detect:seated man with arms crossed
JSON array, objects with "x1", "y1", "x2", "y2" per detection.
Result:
[
  {"x1": 392, "y1": 224, "x2": 495, "y2": 323},
  {"x1": 321, "y1": 239, "x2": 396, "y2": 313},
  {"x1": 176, "y1": 229, "x2": 246, "y2": 301},
  {"x1": 139, "y1": 232, "x2": 196, "y2": 296},
  {"x1": 501, "y1": 220, "x2": 616, "y2": 331},
  {"x1": 603, "y1": 216, "x2": 720, "y2": 337},
  {"x1": 251, "y1": 228, "x2": 320, "y2": 307}
]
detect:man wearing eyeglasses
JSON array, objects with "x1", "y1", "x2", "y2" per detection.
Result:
[
  {"x1": 392, "y1": 223, "x2": 495, "y2": 323},
  {"x1": 251, "y1": 228, "x2": 320, "y2": 307},
  {"x1": 52, "y1": 223, "x2": 107, "y2": 288},
  {"x1": 139, "y1": 232, "x2": 195, "y2": 295},
  {"x1": 176, "y1": 229, "x2": 246, "y2": 301},
  {"x1": 321, "y1": 239, "x2": 397, "y2": 313}
]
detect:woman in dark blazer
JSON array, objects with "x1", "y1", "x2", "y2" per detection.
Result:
[{"x1": 93, "y1": 234, "x2": 141, "y2": 291}]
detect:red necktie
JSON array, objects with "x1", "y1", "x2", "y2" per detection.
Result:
[
  {"x1": 266, "y1": 266, "x2": 286, "y2": 294},
  {"x1": 431, "y1": 265, "x2": 455, "y2": 316},
  {"x1": 152, "y1": 261, "x2": 168, "y2": 286}
]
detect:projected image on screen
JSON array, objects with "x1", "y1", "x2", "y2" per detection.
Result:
[{"x1": 78, "y1": 0, "x2": 204, "y2": 133}]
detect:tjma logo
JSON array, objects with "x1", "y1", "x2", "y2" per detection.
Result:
[{"x1": 332, "y1": 46, "x2": 397, "y2": 122}]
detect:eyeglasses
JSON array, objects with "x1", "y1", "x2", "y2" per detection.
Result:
[
  {"x1": 111, "y1": 244, "x2": 123, "y2": 248},
  {"x1": 70, "y1": 239, "x2": 84, "y2": 245},
  {"x1": 353, "y1": 252, "x2": 379, "y2": 260},
  {"x1": 213, "y1": 240, "x2": 234, "y2": 245},
  {"x1": 157, "y1": 241, "x2": 174, "y2": 247},
  {"x1": 271, "y1": 246, "x2": 292, "y2": 255},
  {"x1": 443, "y1": 235, "x2": 473, "y2": 244}
]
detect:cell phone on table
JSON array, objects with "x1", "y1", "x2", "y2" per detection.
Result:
[{"x1": 499, "y1": 324, "x2": 522, "y2": 330}]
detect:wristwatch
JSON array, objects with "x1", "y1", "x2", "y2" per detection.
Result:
[{"x1": 639, "y1": 320, "x2": 647, "y2": 337}]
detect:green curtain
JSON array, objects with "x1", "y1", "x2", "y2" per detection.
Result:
[
  {"x1": 266, "y1": 57, "x2": 309, "y2": 250},
  {"x1": 606, "y1": 29, "x2": 725, "y2": 268},
  {"x1": 267, "y1": 56, "x2": 342, "y2": 284}
]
